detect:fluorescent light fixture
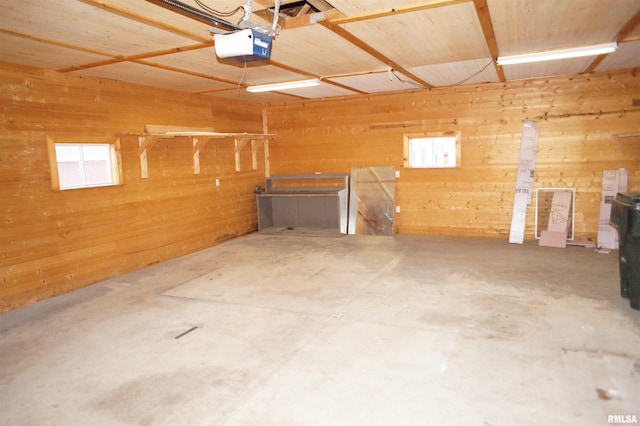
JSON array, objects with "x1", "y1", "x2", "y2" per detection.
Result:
[
  {"x1": 246, "y1": 78, "x2": 321, "y2": 93},
  {"x1": 497, "y1": 42, "x2": 618, "y2": 66}
]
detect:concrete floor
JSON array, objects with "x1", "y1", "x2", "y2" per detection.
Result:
[{"x1": 1, "y1": 233, "x2": 639, "y2": 426}]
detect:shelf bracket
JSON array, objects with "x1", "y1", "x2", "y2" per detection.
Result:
[
  {"x1": 192, "y1": 137, "x2": 211, "y2": 175},
  {"x1": 251, "y1": 139, "x2": 264, "y2": 170},
  {"x1": 139, "y1": 135, "x2": 159, "y2": 179},
  {"x1": 234, "y1": 138, "x2": 251, "y2": 172}
]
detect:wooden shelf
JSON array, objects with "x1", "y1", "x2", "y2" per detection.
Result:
[{"x1": 130, "y1": 126, "x2": 275, "y2": 178}]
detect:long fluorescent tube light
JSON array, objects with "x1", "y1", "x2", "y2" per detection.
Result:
[
  {"x1": 497, "y1": 42, "x2": 618, "y2": 66},
  {"x1": 246, "y1": 78, "x2": 321, "y2": 93}
]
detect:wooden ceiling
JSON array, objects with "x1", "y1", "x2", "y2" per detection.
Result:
[{"x1": 2, "y1": 0, "x2": 640, "y2": 103}]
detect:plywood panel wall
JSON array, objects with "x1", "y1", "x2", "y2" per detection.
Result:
[
  {"x1": 0, "y1": 62, "x2": 264, "y2": 312},
  {"x1": 265, "y1": 69, "x2": 640, "y2": 239}
]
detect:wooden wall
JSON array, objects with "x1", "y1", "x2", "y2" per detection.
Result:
[
  {"x1": 264, "y1": 69, "x2": 640, "y2": 239},
  {"x1": 2, "y1": 62, "x2": 639, "y2": 312},
  {"x1": 0, "y1": 62, "x2": 265, "y2": 312}
]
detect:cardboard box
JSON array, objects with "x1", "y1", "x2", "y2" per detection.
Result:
[
  {"x1": 597, "y1": 168, "x2": 628, "y2": 249},
  {"x1": 539, "y1": 230, "x2": 568, "y2": 248}
]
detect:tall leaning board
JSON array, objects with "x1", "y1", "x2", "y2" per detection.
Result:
[{"x1": 509, "y1": 120, "x2": 539, "y2": 244}]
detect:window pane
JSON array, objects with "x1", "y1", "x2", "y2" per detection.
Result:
[
  {"x1": 82, "y1": 144, "x2": 110, "y2": 161},
  {"x1": 82, "y1": 145, "x2": 112, "y2": 186},
  {"x1": 409, "y1": 137, "x2": 457, "y2": 168},
  {"x1": 58, "y1": 162, "x2": 83, "y2": 188},
  {"x1": 54, "y1": 143, "x2": 114, "y2": 189},
  {"x1": 55, "y1": 144, "x2": 81, "y2": 162},
  {"x1": 84, "y1": 160, "x2": 112, "y2": 185}
]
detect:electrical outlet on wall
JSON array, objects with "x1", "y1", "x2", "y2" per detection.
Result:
[
  {"x1": 215, "y1": 179, "x2": 220, "y2": 186},
  {"x1": 396, "y1": 206, "x2": 401, "y2": 213}
]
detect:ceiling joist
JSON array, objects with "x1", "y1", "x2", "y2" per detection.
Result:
[
  {"x1": 133, "y1": 59, "x2": 240, "y2": 86},
  {"x1": 321, "y1": 79, "x2": 368, "y2": 95},
  {"x1": 319, "y1": 20, "x2": 434, "y2": 89},
  {"x1": 78, "y1": 0, "x2": 210, "y2": 42},
  {"x1": 306, "y1": 0, "x2": 335, "y2": 12},
  {"x1": 585, "y1": 8, "x2": 640, "y2": 73},
  {"x1": 0, "y1": 26, "x2": 116, "y2": 58},
  {"x1": 1, "y1": 0, "x2": 638, "y2": 102},
  {"x1": 57, "y1": 42, "x2": 214, "y2": 73},
  {"x1": 472, "y1": 0, "x2": 506, "y2": 82},
  {"x1": 280, "y1": 9, "x2": 344, "y2": 30},
  {"x1": 329, "y1": 0, "x2": 471, "y2": 25}
]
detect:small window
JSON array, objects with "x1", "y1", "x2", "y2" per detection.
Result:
[
  {"x1": 47, "y1": 136, "x2": 122, "y2": 190},
  {"x1": 403, "y1": 132, "x2": 460, "y2": 168}
]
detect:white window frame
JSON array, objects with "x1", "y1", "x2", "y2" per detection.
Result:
[
  {"x1": 47, "y1": 136, "x2": 123, "y2": 190},
  {"x1": 403, "y1": 132, "x2": 461, "y2": 168}
]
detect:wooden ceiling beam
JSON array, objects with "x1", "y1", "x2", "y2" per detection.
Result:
[
  {"x1": 132, "y1": 59, "x2": 241, "y2": 86},
  {"x1": 585, "y1": 53, "x2": 610, "y2": 74},
  {"x1": 324, "y1": 69, "x2": 388, "y2": 79},
  {"x1": 472, "y1": 0, "x2": 505, "y2": 82},
  {"x1": 296, "y1": 4, "x2": 312, "y2": 17},
  {"x1": 320, "y1": 21, "x2": 433, "y2": 88},
  {"x1": 253, "y1": 3, "x2": 344, "y2": 30},
  {"x1": 77, "y1": 0, "x2": 210, "y2": 42},
  {"x1": 321, "y1": 80, "x2": 368, "y2": 95},
  {"x1": 267, "y1": 59, "x2": 318, "y2": 78},
  {"x1": 0, "y1": 26, "x2": 116, "y2": 58},
  {"x1": 585, "y1": 8, "x2": 640, "y2": 73},
  {"x1": 612, "y1": 7, "x2": 640, "y2": 41},
  {"x1": 278, "y1": 9, "x2": 343, "y2": 29},
  {"x1": 121, "y1": 42, "x2": 213, "y2": 61},
  {"x1": 330, "y1": 0, "x2": 470, "y2": 25},
  {"x1": 58, "y1": 42, "x2": 213, "y2": 73},
  {"x1": 58, "y1": 58, "x2": 123, "y2": 73},
  {"x1": 306, "y1": 0, "x2": 335, "y2": 12},
  {"x1": 262, "y1": 59, "x2": 366, "y2": 94}
]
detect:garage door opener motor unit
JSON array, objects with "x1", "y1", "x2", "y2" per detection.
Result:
[{"x1": 214, "y1": 29, "x2": 272, "y2": 62}]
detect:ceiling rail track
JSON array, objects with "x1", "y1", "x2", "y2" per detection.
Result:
[{"x1": 144, "y1": 0, "x2": 241, "y2": 31}]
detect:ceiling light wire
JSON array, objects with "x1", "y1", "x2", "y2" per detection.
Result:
[
  {"x1": 194, "y1": 0, "x2": 244, "y2": 17},
  {"x1": 238, "y1": 58, "x2": 248, "y2": 90},
  {"x1": 450, "y1": 61, "x2": 493, "y2": 86},
  {"x1": 389, "y1": 69, "x2": 423, "y2": 88}
]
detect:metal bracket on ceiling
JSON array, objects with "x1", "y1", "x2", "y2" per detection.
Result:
[
  {"x1": 239, "y1": 0, "x2": 281, "y2": 37},
  {"x1": 309, "y1": 12, "x2": 324, "y2": 25}
]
